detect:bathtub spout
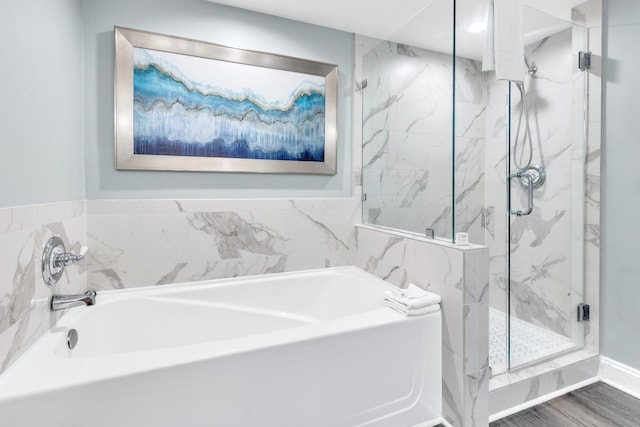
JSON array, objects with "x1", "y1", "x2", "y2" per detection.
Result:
[{"x1": 51, "y1": 290, "x2": 97, "y2": 311}]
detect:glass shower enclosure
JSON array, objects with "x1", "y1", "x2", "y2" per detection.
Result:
[{"x1": 361, "y1": 0, "x2": 596, "y2": 375}]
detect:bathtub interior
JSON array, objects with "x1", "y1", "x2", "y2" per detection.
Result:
[
  {"x1": 52, "y1": 267, "x2": 396, "y2": 358},
  {"x1": 136, "y1": 267, "x2": 390, "y2": 320},
  {"x1": 57, "y1": 298, "x2": 312, "y2": 358}
]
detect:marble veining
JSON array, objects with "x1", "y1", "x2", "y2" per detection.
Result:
[
  {"x1": 188, "y1": 212, "x2": 285, "y2": 259},
  {"x1": 0, "y1": 232, "x2": 35, "y2": 335},
  {"x1": 87, "y1": 197, "x2": 359, "y2": 290},
  {"x1": 509, "y1": 210, "x2": 567, "y2": 248},
  {"x1": 0, "y1": 201, "x2": 86, "y2": 374}
]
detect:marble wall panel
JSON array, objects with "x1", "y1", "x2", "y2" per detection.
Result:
[
  {"x1": 0, "y1": 201, "x2": 86, "y2": 374},
  {"x1": 87, "y1": 196, "x2": 360, "y2": 290}
]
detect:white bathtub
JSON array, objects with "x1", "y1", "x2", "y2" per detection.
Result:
[{"x1": 0, "y1": 266, "x2": 441, "y2": 427}]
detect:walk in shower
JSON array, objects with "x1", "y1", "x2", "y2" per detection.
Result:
[{"x1": 361, "y1": 0, "x2": 601, "y2": 377}]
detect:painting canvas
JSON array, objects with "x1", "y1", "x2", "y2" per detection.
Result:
[{"x1": 114, "y1": 27, "x2": 338, "y2": 174}]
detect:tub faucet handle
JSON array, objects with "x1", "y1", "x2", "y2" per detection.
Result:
[
  {"x1": 42, "y1": 237, "x2": 88, "y2": 286},
  {"x1": 53, "y1": 253, "x2": 82, "y2": 268},
  {"x1": 53, "y1": 246, "x2": 87, "y2": 268}
]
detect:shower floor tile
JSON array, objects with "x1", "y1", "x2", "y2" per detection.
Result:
[{"x1": 490, "y1": 308, "x2": 576, "y2": 373}]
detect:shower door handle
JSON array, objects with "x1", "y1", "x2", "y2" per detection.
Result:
[{"x1": 508, "y1": 171, "x2": 533, "y2": 216}]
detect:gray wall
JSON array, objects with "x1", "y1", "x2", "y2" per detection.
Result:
[
  {"x1": 0, "y1": 0, "x2": 85, "y2": 208},
  {"x1": 602, "y1": 0, "x2": 640, "y2": 370},
  {"x1": 83, "y1": 0, "x2": 355, "y2": 200}
]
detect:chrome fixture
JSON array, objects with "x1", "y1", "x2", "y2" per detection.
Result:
[
  {"x1": 508, "y1": 58, "x2": 545, "y2": 218},
  {"x1": 508, "y1": 171, "x2": 533, "y2": 216},
  {"x1": 578, "y1": 51, "x2": 592, "y2": 71},
  {"x1": 524, "y1": 56, "x2": 538, "y2": 76},
  {"x1": 425, "y1": 228, "x2": 435, "y2": 239},
  {"x1": 577, "y1": 303, "x2": 590, "y2": 322},
  {"x1": 42, "y1": 236, "x2": 87, "y2": 286},
  {"x1": 517, "y1": 164, "x2": 546, "y2": 190},
  {"x1": 67, "y1": 329, "x2": 79, "y2": 349},
  {"x1": 513, "y1": 81, "x2": 534, "y2": 171},
  {"x1": 52, "y1": 290, "x2": 97, "y2": 311}
]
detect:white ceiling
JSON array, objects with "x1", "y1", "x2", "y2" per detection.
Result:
[
  {"x1": 208, "y1": 0, "x2": 439, "y2": 41},
  {"x1": 208, "y1": 0, "x2": 589, "y2": 60}
]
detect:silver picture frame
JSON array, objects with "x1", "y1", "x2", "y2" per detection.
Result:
[{"x1": 114, "y1": 26, "x2": 338, "y2": 174}]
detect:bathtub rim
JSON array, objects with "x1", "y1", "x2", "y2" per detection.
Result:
[{"x1": 87, "y1": 265, "x2": 394, "y2": 299}]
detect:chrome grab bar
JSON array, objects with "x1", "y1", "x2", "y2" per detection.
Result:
[{"x1": 508, "y1": 171, "x2": 533, "y2": 216}]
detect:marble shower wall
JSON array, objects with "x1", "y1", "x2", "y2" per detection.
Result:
[
  {"x1": 508, "y1": 28, "x2": 581, "y2": 340},
  {"x1": 0, "y1": 201, "x2": 87, "y2": 374},
  {"x1": 361, "y1": 40, "x2": 486, "y2": 239},
  {"x1": 360, "y1": 25, "x2": 596, "y2": 346},
  {"x1": 355, "y1": 225, "x2": 489, "y2": 427},
  {"x1": 86, "y1": 196, "x2": 360, "y2": 290}
]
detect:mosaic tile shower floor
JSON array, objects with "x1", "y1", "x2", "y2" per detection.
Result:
[{"x1": 490, "y1": 308, "x2": 576, "y2": 373}]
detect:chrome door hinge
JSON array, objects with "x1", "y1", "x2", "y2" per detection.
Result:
[
  {"x1": 361, "y1": 193, "x2": 367, "y2": 202},
  {"x1": 578, "y1": 51, "x2": 592, "y2": 71},
  {"x1": 577, "y1": 303, "x2": 590, "y2": 322}
]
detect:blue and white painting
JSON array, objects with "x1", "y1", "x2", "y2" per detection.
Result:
[{"x1": 133, "y1": 48, "x2": 327, "y2": 162}]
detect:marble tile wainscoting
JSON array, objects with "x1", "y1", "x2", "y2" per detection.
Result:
[
  {"x1": 355, "y1": 225, "x2": 489, "y2": 427},
  {"x1": 87, "y1": 196, "x2": 360, "y2": 290},
  {"x1": 0, "y1": 201, "x2": 87, "y2": 374}
]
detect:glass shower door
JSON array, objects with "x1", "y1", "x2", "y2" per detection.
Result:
[
  {"x1": 505, "y1": 9, "x2": 588, "y2": 370},
  {"x1": 453, "y1": 0, "x2": 591, "y2": 375}
]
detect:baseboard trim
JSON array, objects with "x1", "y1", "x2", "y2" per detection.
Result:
[
  {"x1": 489, "y1": 377, "x2": 599, "y2": 422},
  {"x1": 600, "y1": 357, "x2": 640, "y2": 400}
]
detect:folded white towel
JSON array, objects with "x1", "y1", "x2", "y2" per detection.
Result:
[
  {"x1": 384, "y1": 295, "x2": 438, "y2": 311},
  {"x1": 385, "y1": 284, "x2": 441, "y2": 310},
  {"x1": 482, "y1": 0, "x2": 525, "y2": 82},
  {"x1": 385, "y1": 283, "x2": 428, "y2": 299},
  {"x1": 384, "y1": 283, "x2": 441, "y2": 317},
  {"x1": 386, "y1": 303, "x2": 440, "y2": 317}
]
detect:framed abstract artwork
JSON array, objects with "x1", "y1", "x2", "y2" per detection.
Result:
[{"x1": 114, "y1": 27, "x2": 338, "y2": 174}]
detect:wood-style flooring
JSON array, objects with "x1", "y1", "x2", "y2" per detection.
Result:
[{"x1": 490, "y1": 382, "x2": 640, "y2": 427}]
